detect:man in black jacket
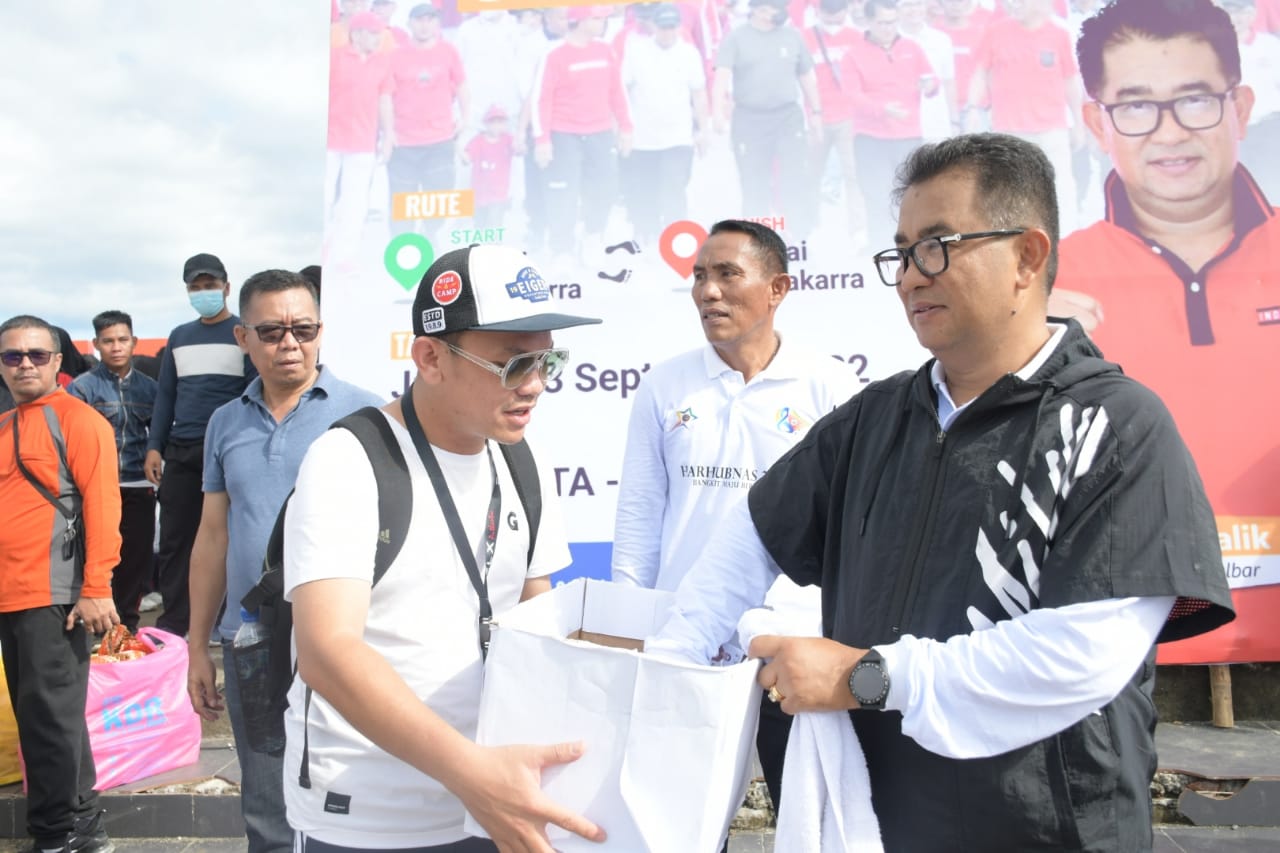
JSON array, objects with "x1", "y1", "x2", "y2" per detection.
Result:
[{"x1": 648, "y1": 132, "x2": 1234, "y2": 851}]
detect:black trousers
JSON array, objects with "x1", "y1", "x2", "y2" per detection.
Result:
[
  {"x1": 624, "y1": 146, "x2": 694, "y2": 246},
  {"x1": 114, "y1": 486, "x2": 156, "y2": 633},
  {"x1": 853, "y1": 134, "x2": 921, "y2": 252},
  {"x1": 387, "y1": 141, "x2": 456, "y2": 240},
  {"x1": 730, "y1": 103, "x2": 815, "y2": 237},
  {"x1": 296, "y1": 834, "x2": 498, "y2": 852},
  {"x1": 545, "y1": 130, "x2": 618, "y2": 254},
  {"x1": 523, "y1": 129, "x2": 549, "y2": 252},
  {"x1": 155, "y1": 439, "x2": 204, "y2": 637},
  {"x1": 0, "y1": 606, "x2": 99, "y2": 845}
]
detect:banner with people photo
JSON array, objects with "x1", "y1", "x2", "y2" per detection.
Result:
[{"x1": 319, "y1": 0, "x2": 1280, "y2": 665}]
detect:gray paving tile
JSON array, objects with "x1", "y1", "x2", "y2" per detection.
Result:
[
  {"x1": 728, "y1": 830, "x2": 774, "y2": 853},
  {"x1": 176, "y1": 839, "x2": 248, "y2": 852},
  {"x1": 1155, "y1": 825, "x2": 1280, "y2": 852},
  {"x1": 1157, "y1": 721, "x2": 1280, "y2": 780},
  {"x1": 1179, "y1": 779, "x2": 1280, "y2": 827}
]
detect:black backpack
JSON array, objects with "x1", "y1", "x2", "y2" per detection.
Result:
[{"x1": 236, "y1": 406, "x2": 542, "y2": 758}]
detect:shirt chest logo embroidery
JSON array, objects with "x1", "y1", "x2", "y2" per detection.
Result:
[
  {"x1": 775, "y1": 406, "x2": 812, "y2": 435},
  {"x1": 669, "y1": 406, "x2": 697, "y2": 431},
  {"x1": 1257, "y1": 305, "x2": 1280, "y2": 326}
]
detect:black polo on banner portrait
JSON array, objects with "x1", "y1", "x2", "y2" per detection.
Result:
[{"x1": 411, "y1": 244, "x2": 602, "y2": 337}]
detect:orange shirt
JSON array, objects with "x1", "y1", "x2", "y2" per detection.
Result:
[
  {"x1": 973, "y1": 17, "x2": 1075, "y2": 133},
  {"x1": 1058, "y1": 169, "x2": 1280, "y2": 665},
  {"x1": 803, "y1": 24, "x2": 860, "y2": 125},
  {"x1": 935, "y1": 10, "x2": 992, "y2": 109},
  {"x1": 1258, "y1": 0, "x2": 1280, "y2": 34},
  {"x1": 0, "y1": 388, "x2": 121, "y2": 611},
  {"x1": 328, "y1": 45, "x2": 394, "y2": 154},
  {"x1": 1058, "y1": 169, "x2": 1280, "y2": 516},
  {"x1": 390, "y1": 39, "x2": 466, "y2": 147},
  {"x1": 841, "y1": 34, "x2": 934, "y2": 139}
]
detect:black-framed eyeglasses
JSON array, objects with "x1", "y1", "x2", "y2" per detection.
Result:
[
  {"x1": 873, "y1": 230, "x2": 1026, "y2": 286},
  {"x1": 0, "y1": 349, "x2": 55, "y2": 367},
  {"x1": 445, "y1": 343, "x2": 570, "y2": 389},
  {"x1": 243, "y1": 322, "x2": 322, "y2": 344},
  {"x1": 1097, "y1": 90, "x2": 1235, "y2": 137}
]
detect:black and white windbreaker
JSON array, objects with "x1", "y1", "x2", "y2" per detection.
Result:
[{"x1": 750, "y1": 320, "x2": 1234, "y2": 852}]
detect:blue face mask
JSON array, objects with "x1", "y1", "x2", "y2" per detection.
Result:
[{"x1": 189, "y1": 289, "x2": 225, "y2": 318}]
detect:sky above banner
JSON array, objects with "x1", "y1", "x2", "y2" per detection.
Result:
[{"x1": 0, "y1": 4, "x2": 328, "y2": 342}]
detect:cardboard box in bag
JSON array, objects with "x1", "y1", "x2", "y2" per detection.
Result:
[{"x1": 466, "y1": 578, "x2": 762, "y2": 853}]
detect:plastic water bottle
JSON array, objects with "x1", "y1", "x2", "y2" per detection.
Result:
[
  {"x1": 232, "y1": 607, "x2": 285, "y2": 754},
  {"x1": 233, "y1": 607, "x2": 266, "y2": 648}
]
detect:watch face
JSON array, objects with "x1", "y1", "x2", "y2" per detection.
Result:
[{"x1": 852, "y1": 661, "x2": 887, "y2": 705}]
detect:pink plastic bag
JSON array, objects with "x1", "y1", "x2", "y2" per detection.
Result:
[{"x1": 84, "y1": 627, "x2": 202, "y2": 790}]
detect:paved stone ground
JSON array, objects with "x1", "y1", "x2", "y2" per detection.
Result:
[
  {"x1": 0, "y1": 840, "x2": 245, "y2": 852},
  {"x1": 2, "y1": 617, "x2": 1272, "y2": 851},
  {"x1": 3, "y1": 826, "x2": 1280, "y2": 852},
  {"x1": 725, "y1": 826, "x2": 1280, "y2": 852}
]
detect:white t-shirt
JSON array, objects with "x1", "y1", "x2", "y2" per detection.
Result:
[
  {"x1": 904, "y1": 25, "x2": 956, "y2": 141},
  {"x1": 281, "y1": 412, "x2": 570, "y2": 848},
  {"x1": 451, "y1": 13, "x2": 524, "y2": 133},
  {"x1": 621, "y1": 36, "x2": 707, "y2": 150},
  {"x1": 612, "y1": 338, "x2": 861, "y2": 594}
]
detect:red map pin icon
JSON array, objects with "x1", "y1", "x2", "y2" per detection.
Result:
[{"x1": 659, "y1": 220, "x2": 708, "y2": 280}]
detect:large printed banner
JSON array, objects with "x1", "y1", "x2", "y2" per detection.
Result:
[{"x1": 321, "y1": 0, "x2": 1280, "y2": 664}]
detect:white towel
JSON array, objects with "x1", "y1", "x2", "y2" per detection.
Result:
[
  {"x1": 737, "y1": 595, "x2": 883, "y2": 853},
  {"x1": 776, "y1": 711, "x2": 883, "y2": 853}
]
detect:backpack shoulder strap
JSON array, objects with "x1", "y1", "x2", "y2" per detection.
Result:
[
  {"x1": 331, "y1": 406, "x2": 413, "y2": 586},
  {"x1": 499, "y1": 439, "x2": 541, "y2": 567},
  {"x1": 242, "y1": 406, "x2": 411, "y2": 612}
]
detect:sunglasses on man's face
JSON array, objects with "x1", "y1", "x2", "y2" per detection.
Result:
[
  {"x1": 0, "y1": 349, "x2": 55, "y2": 368},
  {"x1": 243, "y1": 323, "x2": 322, "y2": 344},
  {"x1": 445, "y1": 343, "x2": 570, "y2": 390}
]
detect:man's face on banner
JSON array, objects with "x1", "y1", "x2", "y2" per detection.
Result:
[{"x1": 1084, "y1": 35, "x2": 1254, "y2": 218}]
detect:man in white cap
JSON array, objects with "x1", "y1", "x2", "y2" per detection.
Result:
[{"x1": 283, "y1": 245, "x2": 607, "y2": 853}]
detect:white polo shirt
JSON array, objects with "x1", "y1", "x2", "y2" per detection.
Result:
[
  {"x1": 282, "y1": 413, "x2": 570, "y2": 848},
  {"x1": 612, "y1": 337, "x2": 861, "y2": 593},
  {"x1": 621, "y1": 35, "x2": 706, "y2": 150}
]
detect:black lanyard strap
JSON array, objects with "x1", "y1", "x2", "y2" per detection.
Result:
[{"x1": 399, "y1": 392, "x2": 500, "y2": 658}]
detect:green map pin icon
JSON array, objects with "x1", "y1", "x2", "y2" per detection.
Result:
[{"x1": 384, "y1": 234, "x2": 435, "y2": 292}]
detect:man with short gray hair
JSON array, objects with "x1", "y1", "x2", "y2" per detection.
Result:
[{"x1": 649, "y1": 134, "x2": 1233, "y2": 849}]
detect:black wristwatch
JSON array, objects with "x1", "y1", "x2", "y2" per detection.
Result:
[{"x1": 848, "y1": 649, "x2": 890, "y2": 710}]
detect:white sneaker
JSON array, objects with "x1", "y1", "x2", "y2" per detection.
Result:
[{"x1": 139, "y1": 592, "x2": 162, "y2": 612}]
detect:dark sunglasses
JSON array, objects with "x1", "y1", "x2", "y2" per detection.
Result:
[
  {"x1": 243, "y1": 322, "x2": 321, "y2": 344},
  {"x1": 0, "y1": 349, "x2": 55, "y2": 367}
]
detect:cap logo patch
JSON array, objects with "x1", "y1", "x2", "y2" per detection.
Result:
[
  {"x1": 432, "y1": 271, "x2": 463, "y2": 305},
  {"x1": 1257, "y1": 305, "x2": 1280, "y2": 326},
  {"x1": 420, "y1": 307, "x2": 446, "y2": 334},
  {"x1": 505, "y1": 266, "x2": 550, "y2": 303}
]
